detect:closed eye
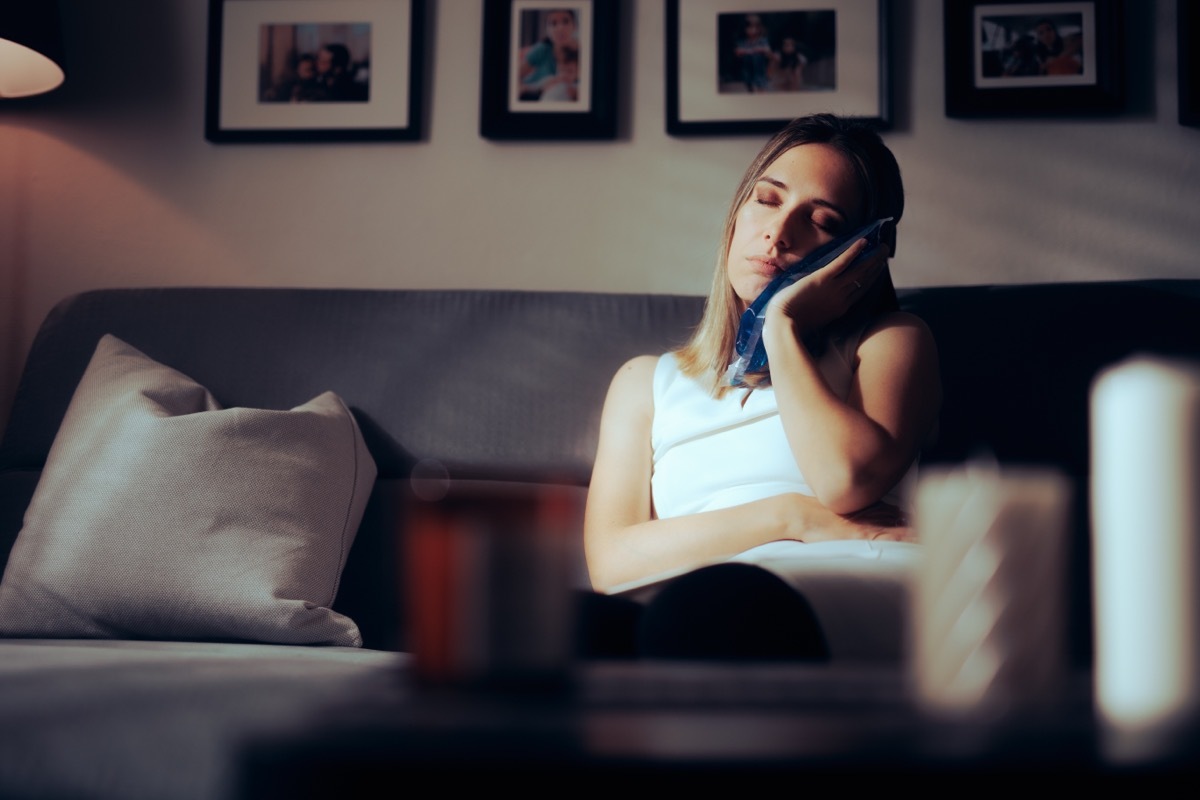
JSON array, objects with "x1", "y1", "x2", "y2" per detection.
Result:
[
  {"x1": 753, "y1": 189, "x2": 781, "y2": 207},
  {"x1": 812, "y1": 213, "x2": 845, "y2": 235}
]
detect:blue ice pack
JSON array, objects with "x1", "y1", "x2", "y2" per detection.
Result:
[{"x1": 725, "y1": 217, "x2": 895, "y2": 387}]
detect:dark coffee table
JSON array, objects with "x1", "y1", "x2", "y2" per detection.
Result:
[{"x1": 237, "y1": 660, "x2": 1193, "y2": 795}]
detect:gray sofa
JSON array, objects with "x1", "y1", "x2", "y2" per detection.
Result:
[{"x1": 2, "y1": 282, "x2": 1200, "y2": 798}]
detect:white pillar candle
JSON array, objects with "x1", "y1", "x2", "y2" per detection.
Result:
[{"x1": 1091, "y1": 356, "x2": 1200, "y2": 756}]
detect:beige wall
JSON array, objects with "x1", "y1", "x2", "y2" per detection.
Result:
[{"x1": 2, "y1": 0, "x2": 1198, "y2": 426}]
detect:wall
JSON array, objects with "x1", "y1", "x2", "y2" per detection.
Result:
[{"x1": 1, "y1": 0, "x2": 1197, "y2": 427}]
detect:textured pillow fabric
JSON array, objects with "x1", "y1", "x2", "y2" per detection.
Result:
[{"x1": 0, "y1": 335, "x2": 375, "y2": 646}]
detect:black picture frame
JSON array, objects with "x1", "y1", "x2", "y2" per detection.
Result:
[
  {"x1": 944, "y1": 0, "x2": 1123, "y2": 118},
  {"x1": 205, "y1": 0, "x2": 425, "y2": 143},
  {"x1": 666, "y1": 0, "x2": 891, "y2": 137},
  {"x1": 1180, "y1": 0, "x2": 1199, "y2": 127},
  {"x1": 479, "y1": 1, "x2": 619, "y2": 141}
]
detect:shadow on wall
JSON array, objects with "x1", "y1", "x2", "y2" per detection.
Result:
[{"x1": 55, "y1": 0, "x2": 191, "y2": 122}]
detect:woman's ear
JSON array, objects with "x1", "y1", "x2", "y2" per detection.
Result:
[{"x1": 881, "y1": 220, "x2": 897, "y2": 258}]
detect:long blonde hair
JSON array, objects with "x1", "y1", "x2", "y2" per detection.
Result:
[{"x1": 674, "y1": 114, "x2": 905, "y2": 397}]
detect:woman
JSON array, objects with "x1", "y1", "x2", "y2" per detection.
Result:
[{"x1": 581, "y1": 114, "x2": 941, "y2": 660}]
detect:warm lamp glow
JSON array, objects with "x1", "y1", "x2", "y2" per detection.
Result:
[
  {"x1": 0, "y1": 4, "x2": 65, "y2": 98},
  {"x1": 0, "y1": 38, "x2": 64, "y2": 98}
]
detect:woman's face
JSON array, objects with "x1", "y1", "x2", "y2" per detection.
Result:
[
  {"x1": 726, "y1": 143, "x2": 863, "y2": 309},
  {"x1": 546, "y1": 12, "x2": 576, "y2": 45}
]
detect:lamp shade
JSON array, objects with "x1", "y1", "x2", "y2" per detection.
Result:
[{"x1": 0, "y1": 3, "x2": 65, "y2": 98}]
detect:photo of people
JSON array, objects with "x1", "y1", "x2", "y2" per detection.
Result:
[
  {"x1": 717, "y1": 10, "x2": 836, "y2": 94},
  {"x1": 978, "y1": 11, "x2": 1085, "y2": 80},
  {"x1": 513, "y1": 5, "x2": 583, "y2": 103},
  {"x1": 259, "y1": 23, "x2": 371, "y2": 103}
]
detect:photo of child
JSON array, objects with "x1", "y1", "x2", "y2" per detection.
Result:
[{"x1": 716, "y1": 10, "x2": 835, "y2": 95}]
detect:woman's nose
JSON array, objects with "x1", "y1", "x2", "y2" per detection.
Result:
[
  {"x1": 764, "y1": 229, "x2": 787, "y2": 251},
  {"x1": 763, "y1": 213, "x2": 807, "y2": 253}
]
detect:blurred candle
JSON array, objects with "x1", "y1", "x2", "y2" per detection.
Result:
[
  {"x1": 403, "y1": 465, "x2": 576, "y2": 692},
  {"x1": 1091, "y1": 356, "x2": 1200, "y2": 760},
  {"x1": 911, "y1": 462, "x2": 1071, "y2": 720}
]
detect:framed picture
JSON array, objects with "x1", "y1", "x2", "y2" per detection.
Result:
[
  {"x1": 944, "y1": 0, "x2": 1123, "y2": 118},
  {"x1": 1181, "y1": 0, "x2": 1199, "y2": 127},
  {"x1": 205, "y1": 0, "x2": 425, "y2": 143},
  {"x1": 666, "y1": 0, "x2": 891, "y2": 136},
  {"x1": 479, "y1": 0, "x2": 619, "y2": 140}
]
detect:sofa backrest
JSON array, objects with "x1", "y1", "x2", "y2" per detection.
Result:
[
  {"x1": 0, "y1": 288, "x2": 706, "y2": 484},
  {"x1": 3, "y1": 281, "x2": 1200, "y2": 652},
  {"x1": 905, "y1": 280, "x2": 1200, "y2": 478}
]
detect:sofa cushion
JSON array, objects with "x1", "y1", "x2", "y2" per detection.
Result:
[
  {"x1": 0, "y1": 639, "x2": 402, "y2": 800},
  {"x1": 0, "y1": 335, "x2": 374, "y2": 646}
]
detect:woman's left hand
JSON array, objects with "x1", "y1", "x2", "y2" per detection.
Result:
[{"x1": 765, "y1": 237, "x2": 889, "y2": 337}]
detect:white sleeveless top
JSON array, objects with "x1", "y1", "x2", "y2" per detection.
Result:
[{"x1": 650, "y1": 336, "x2": 915, "y2": 519}]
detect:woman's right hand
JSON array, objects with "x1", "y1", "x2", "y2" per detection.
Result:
[
  {"x1": 773, "y1": 493, "x2": 915, "y2": 543},
  {"x1": 842, "y1": 500, "x2": 915, "y2": 542}
]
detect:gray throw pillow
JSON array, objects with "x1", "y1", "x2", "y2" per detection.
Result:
[{"x1": 0, "y1": 334, "x2": 375, "y2": 646}]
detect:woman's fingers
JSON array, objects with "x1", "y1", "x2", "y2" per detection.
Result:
[
  {"x1": 821, "y1": 239, "x2": 885, "y2": 300},
  {"x1": 871, "y1": 525, "x2": 918, "y2": 542},
  {"x1": 847, "y1": 501, "x2": 908, "y2": 527},
  {"x1": 827, "y1": 237, "x2": 871, "y2": 277},
  {"x1": 838, "y1": 244, "x2": 888, "y2": 300}
]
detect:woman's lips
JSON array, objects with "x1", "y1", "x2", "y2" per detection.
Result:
[{"x1": 748, "y1": 256, "x2": 788, "y2": 276}]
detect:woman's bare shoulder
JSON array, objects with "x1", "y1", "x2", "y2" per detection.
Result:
[
  {"x1": 857, "y1": 311, "x2": 937, "y2": 357},
  {"x1": 862, "y1": 310, "x2": 932, "y2": 337},
  {"x1": 601, "y1": 355, "x2": 660, "y2": 414},
  {"x1": 617, "y1": 353, "x2": 662, "y2": 373},
  {"x1": 609, "y1": 354, "x2": 660, "y2": 387}
]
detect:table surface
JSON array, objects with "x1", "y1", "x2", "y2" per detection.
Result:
[{"x1": 236, "y1": 661, "x2": 1199, "y2": 795}]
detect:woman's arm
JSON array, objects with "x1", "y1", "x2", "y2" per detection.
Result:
[
  {"x1": 761, "y1": 243, "x2": 942, "y2": 514},
  {"x1": 583, "y1": 355, "x2": 910, "y2": 592}
]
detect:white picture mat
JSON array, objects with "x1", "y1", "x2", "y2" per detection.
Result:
[
  {"x1": 508, "y1": 0, "x2": 593, "y2": 113},
  {"x1": 219, "y1": 0, "x2": 412, "y2": 131},
  {"x1": 973, "y1": 2, "x2": 1097, "y2": 89},
  {"x1": 677, "y1": 0, "x2": 882, "y2": 123}
]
